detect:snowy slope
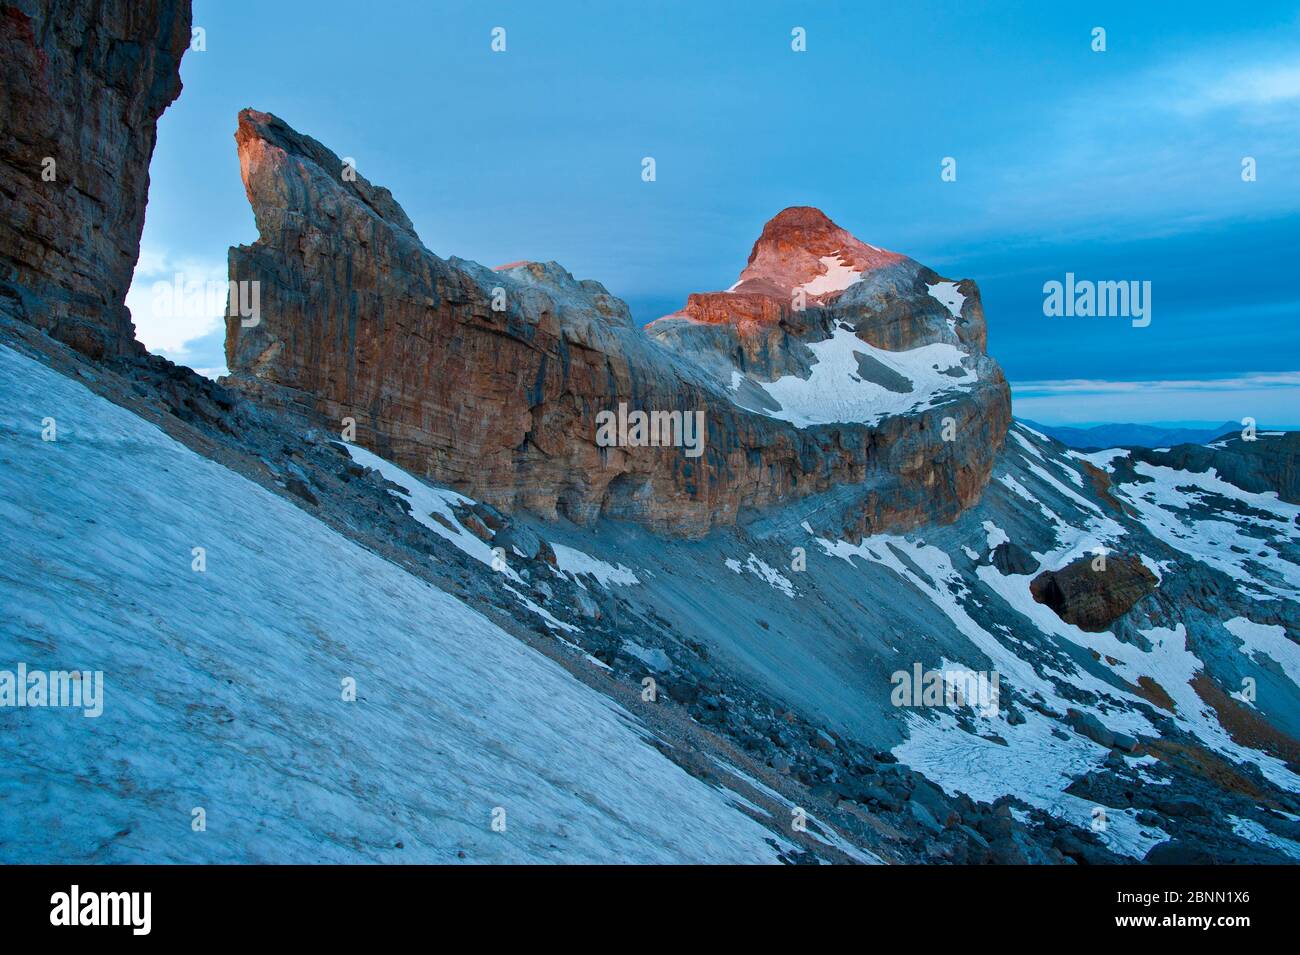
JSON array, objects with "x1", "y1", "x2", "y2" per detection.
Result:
[
  {"x1": 0, "y1": 345, "x2": 791, "y2": 863},
  {"x1": 731, "y1": 325, "x2": 975, "y2": 427},
  {"x1": 516, "y1": 421, "x2": 1300, "y2": 861},
  {"x1": 828, "y1": 427, "x2": 1299, "y2": 855}
]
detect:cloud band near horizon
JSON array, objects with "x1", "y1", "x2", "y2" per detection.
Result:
[{"x1": 1010, "y1": 373, "x2": 1300, "y2": 427}]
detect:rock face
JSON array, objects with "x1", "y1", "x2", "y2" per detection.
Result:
[
  {"x1": 225, "y1": 110, "x2": 1010, "y2": 538},
  {"x1": 0, "y1": 0, "x2": 191, "y2": 358},
  {"x1": 645, "y1": 205, "x2": 1002, "y2": 425},
  {"x1": 1129, "y1": 433, "x2": 1300, "y2": 505},
  {"x1": 728, "y1": 206, "x2": 906, "y2": 300},
  {"x1": 1030, "y1": 555, "x2": 1158, "y2": 632}
]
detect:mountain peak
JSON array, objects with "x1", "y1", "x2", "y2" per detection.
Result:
[
  {"x1": 750, "y1": 205, "x2": 840, "y2": 252},
  {"x1": 651, "y1": 206, "x2": 908, "y2": 329},
  {"x1": 735, "y1": 206, "x2": 905, "y2": 302}
]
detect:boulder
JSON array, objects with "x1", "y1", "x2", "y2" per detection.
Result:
[
  {"x1": 1064, "y1": 711, "x2": 1139, "y2": 754},
  {"x1": 1030, "y1": 555, "x2": 1157, "y2": 631},
  {"x1": 908, "y1": 800, "x2": 944, "y2": 835},
  {"x1": 573, "y1": 591, "x2": 601, "y2": 620},
  {"x1": 494, "y1": 523, "x2": 545, "y2": 561},
  {"x1": 1155, "y1": 796, "x2": 1212, "y2": 819},
  {"x1": 1066, "y1": 709, "x2": 1117, "y2": 749},
  {"x1": 1112, "y1": 731, "x2": 1139, "y2": 753},
  {"x1": 990, "y1": 540, "x2": 1038, "y2": 576}
]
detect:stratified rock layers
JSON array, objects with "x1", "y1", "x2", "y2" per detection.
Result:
[
  {"x1": 225, "y1": 110, "x2": 1010, "y2": 538},
  {"x1": 0, "y1": 0, "x2": 191, "y2": 358}
]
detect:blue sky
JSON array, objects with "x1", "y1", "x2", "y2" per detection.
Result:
[{"x1": 129, "y1": 0, "x2": 1300, "y2": 425}]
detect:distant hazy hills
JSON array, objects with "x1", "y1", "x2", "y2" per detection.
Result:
[{"x1": 1022, "y1": 419, "x2": 1244, "y2": 450}]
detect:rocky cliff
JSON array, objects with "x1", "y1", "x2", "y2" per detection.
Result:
[
  {"x1": 225, "y1": 111, "x2": 1010, "y2": 538},
  {"x1": 0, "y1": 0, "x2": 191, "y2": 358}
]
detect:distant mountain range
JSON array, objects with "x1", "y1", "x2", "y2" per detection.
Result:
[{"x1": 1022, "y1": 419, "x2": 1245, "y2": 450}]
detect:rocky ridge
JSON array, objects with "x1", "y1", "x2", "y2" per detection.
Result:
[{"x1": 223, "y1": 110, "x2": 1010, "y2": 540}]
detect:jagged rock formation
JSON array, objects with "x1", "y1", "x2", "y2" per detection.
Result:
[
  {"x1": 0, "y1": 0, "x2": 191, "y2": 358},
  {"x1": 224, "y1": 111, "x2": 1010, "y2": 538}
]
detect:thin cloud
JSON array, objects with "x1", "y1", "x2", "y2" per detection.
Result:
[
  {"x1": 1173, "y1": 60, "x2": 1300, "y2": 114},
  {"x1": 1012, "y1": 372, "x2": 1300, "y2": 397},
  {"x1": 1011, "y1": 373, "x2": 1300, "y2": 426},
  {"x1": 967, "y1": 41, "x2": 1300, "y2": 245}
]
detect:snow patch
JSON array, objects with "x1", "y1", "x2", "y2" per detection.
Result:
[
  {"x1": 982, "y1": 521, "x2": 1009, "y2": 552},
  {"x1": 623, "y1": 641, "x2": 673, "y2": 672},
  {"x1": 551, "y1": 542, "x2": 640, "y2": 588},
  {"x1": 344, "y1": 443, "x2": 521, "y2": 583},
  {"x1": 1068, "y1": 448, "x2": 1129, "y2": 472},
  {"x1": 1229, "y1": 815, "x2": 1300, "y2": 860},
  {"x1": 925, "y1": 281, "x2": 965, "y2": 330},
  {"x1": 795, "y1": 254, "x2": 863, "y2": 297},
  {"x1": 1225, "y1": 617, "x2": 1300, "y2": 687},
  {"x1": 726, "y1": 553, "x2": 796, "y2": 597},
  {"x1": 894, "y1": 711, "x2": 1169, "y2": 860},
  {"x1": 738, "y1": 325, "x2": 975, "y2": 428},
  {"x1": 1116, "y1": 463, "x2": 1300, "y2": 601}
]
